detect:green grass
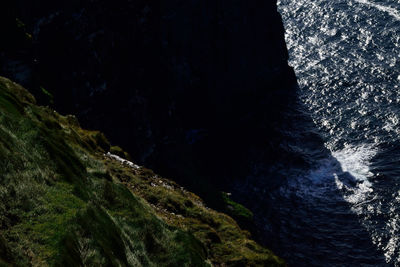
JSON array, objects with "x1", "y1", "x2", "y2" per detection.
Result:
[
  {"x1": 0, "y1": 77, "x2": 285, "y2": 266},
  {"x1": 0, "y1": 77, "x2": 210, "y2": 266},
  {"x1": 9, "y1": 183, "x2": 86, "y2": 264},
  {"x1": 106, "y1": 158, "x2": 285, "y2": 266},
  {"x1": 220, "y1": 192, "x2": 254, "y2": 226}
]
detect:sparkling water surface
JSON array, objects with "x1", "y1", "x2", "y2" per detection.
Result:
[{"x1": 244, "y1": 0, "x2": 400, "y2": 265}]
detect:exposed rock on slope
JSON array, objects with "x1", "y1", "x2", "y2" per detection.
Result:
[{"x1": 0, "y1": 77, "x2": 284, "y2": 266}]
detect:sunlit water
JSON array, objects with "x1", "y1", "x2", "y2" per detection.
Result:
[
  {"x1": 276, "y1": 0, "x2": 400, "y2": 265},
  {"x1": 236, "y1": 1, "x2": 400, "y2": 266}
]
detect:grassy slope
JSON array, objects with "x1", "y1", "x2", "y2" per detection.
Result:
[{"x1": 0, "y1": 77, "x2": 284, "y2": 266}]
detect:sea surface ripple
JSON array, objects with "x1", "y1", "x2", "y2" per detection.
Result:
[{"x1": 260, "y1": 0, "x2": 400, "y2": 265}]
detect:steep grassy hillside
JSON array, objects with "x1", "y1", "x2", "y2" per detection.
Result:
[{"x1": 0, "y1": 77, "x2": 284, "y2": 266}]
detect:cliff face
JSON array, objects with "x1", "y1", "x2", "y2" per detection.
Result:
[{"x1": 1, "y1": 0, "x2": 296, "y2": 207}]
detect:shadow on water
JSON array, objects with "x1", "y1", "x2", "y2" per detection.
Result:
[{"x1": 230, "y1": 92, "x2": 388, "y2": 266}]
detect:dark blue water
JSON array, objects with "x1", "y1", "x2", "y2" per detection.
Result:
[{"x1": 235, "y1": 1, "x2": 400, "y2": 266}]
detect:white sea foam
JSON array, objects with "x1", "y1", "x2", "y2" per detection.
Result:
[
  {"x1": 354, "y1": 0, "x2": 400, "y2": 21},
  {"x1": 331, "y1": 144, "x2": 400, "y2": 264},
  {"x1": 332, "y1": 143, "x2": 377, "y2": 181},
  {"x1": 332, "y1": 144, "x2": 377, "y2": 206},
  {"x1": 281, "y1": 143, "x2": 377, "y2": 203}
]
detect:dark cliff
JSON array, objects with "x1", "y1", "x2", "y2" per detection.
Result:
[{"x1": 1, "y1": 0, "x2": 297, "y2": 223}]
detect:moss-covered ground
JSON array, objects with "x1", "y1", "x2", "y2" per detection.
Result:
[{"x1": 0, "y1": 77, "x2": 285, "y2": 266}]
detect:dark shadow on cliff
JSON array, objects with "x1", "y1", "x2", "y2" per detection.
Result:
[{"x1": 0, "y1": 0, "x2": 295, "y2": 206}]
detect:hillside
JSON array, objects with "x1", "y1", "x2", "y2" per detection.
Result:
[{"x1": 0, "y1": 77, "x2": 284, "y2": 266}]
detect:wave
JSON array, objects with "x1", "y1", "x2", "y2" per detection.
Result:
[
  {"x1": 354, "y1": 0, "x2": 400, "y2": 21},
  {"x1": 332, "y1": 143, "x2": 377, "y2": 182},
  {"x1": 332, "y1": 143, "x2": 377, "y2": 206}
]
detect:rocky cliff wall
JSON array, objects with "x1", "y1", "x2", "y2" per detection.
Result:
[{"x1": 1, "y1": 0, "x2": 297, "y2": 205}]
